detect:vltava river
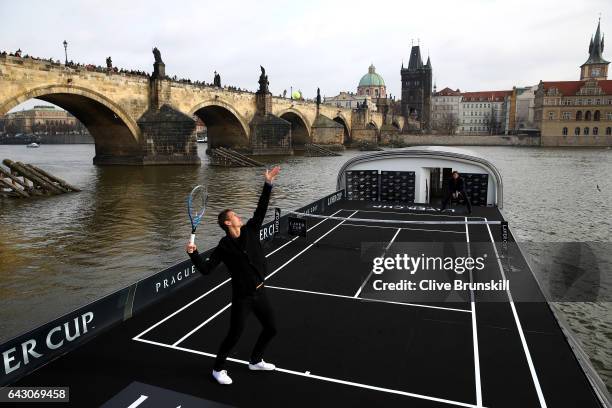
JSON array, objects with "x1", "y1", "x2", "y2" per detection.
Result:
[{"x1": 0, "y1": 144, "x2": 610, "y2": 390}]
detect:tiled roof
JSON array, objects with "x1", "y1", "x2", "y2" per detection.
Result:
[
  {"x1": 542, "y1": 80, "x2": 612, "y2": 96},
  {"x1": 435, "y1": 87, "x2": 461, "y2": 96},
  {"x1": 461, "y1": 90, "x2": 512, "y2": 102}
]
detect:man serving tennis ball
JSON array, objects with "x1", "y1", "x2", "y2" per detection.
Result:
[{"x1": 186, "y1": 166, "x2": 280, "y2": 385}]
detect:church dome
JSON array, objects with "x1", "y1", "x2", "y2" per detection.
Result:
[{"x1": 358, "y1": 64, "x2": 385, "y2": 87}]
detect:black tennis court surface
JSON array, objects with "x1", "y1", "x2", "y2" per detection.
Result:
[{"x1": 14, "y1": 201, "x2": 603, "y2": 407}]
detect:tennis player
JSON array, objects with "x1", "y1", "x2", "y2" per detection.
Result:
[
  {"x1": 186, "y1": 166, "x2": 280, "y2": 385},
  {"x1": 440, "y1": 170, "x2": 472, "y2": 214}
]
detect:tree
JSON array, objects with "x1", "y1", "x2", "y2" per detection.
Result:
[
  {"x1": 5, "y1": 121, "x2": 19, "y2": 135},
  {"x1": 438, "y1": 113, "x2": 460, "y2": 135}
]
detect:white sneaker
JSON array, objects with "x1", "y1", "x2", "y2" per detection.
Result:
[
  {"x1": 212, "y1": 369, "x2": 233, "y2": 385},
  {"x1": 248, "y1": 360, "x2": 276, "y2": 371}
]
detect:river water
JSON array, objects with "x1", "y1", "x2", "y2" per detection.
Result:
[{"x1": 0, "y1": 144, "x2": 610, "y2": 390}]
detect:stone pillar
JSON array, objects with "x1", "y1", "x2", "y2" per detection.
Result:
[
  {"x1": 250, "y1": 66, "x2": 293, "y2": 155},
  {"x1": 126, "y1": 55, "x2": 200, "y2": 165},
  {"x1": 350, "y1": 106, "x2": 378, "y2": 145},
  {"x1": 311, "y1": 114, "x2": 344, "y2": 149},
  {"x1": 150, "y1": 61, "x2": 169, "y2": 110},
  {"x1": 256, "y1": 92, "x2": 272, "y2": 116},
  {"x1": 137, "y1": 105, "x2": 200, "y2": 165}
]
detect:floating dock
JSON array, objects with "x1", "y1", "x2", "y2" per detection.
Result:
[{"x1": 0, "y1": 159, "x2": 80, "y2": 198}]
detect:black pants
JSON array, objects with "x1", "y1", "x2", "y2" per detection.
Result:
[
  {"x1": 440, "y1": 190, "x2": 472, "y2": 212},
  {"x1": 214, "y1": 287, "x2": 277, "y2": 370}
]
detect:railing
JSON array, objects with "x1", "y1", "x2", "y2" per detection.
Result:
[
  {"x1": 304, "y1": 143, "x2": 341, "y2": 157},
  {"x1": 210, "y1": 147, "x2": 264, "y2": 167}
]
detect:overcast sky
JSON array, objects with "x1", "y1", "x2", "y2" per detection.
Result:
[{"x1": 1, "y1": 0, "x2": 610, "y2": 111}]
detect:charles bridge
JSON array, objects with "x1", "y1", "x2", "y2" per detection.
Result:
[{"x1": 0, "y1": 49, "x2": 406, "y2": 165}]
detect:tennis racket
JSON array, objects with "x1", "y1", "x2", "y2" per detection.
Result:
[{"x1": 187, "y1": 185, "x2": 208, "y2": 245}]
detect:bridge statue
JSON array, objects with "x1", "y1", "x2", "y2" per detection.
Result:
[
  {"x1": 106, "y1": 56, "x2": 112, "y2": 69},
  {"x1": 152, "y1": 47, "x2": 163, "y2": 63},
  {"x1": 213, "y1": 71, "x2": 221, "y2": 87},
  {"x1": 151, "y1": 47, "x2": 165, "y2": 79},
  {"x1": 257, "y1": 65, "x2": 269, "y2": 94},
  {"x1": 316, "y1": 87, "x2": 321, "y2": 107}
]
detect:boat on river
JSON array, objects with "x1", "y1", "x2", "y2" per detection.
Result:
[{"x1": 1, "y1": 147, "x2": 609, "y2": 407}]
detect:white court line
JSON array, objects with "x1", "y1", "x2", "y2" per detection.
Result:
[
  {"x1": 484, "y1": 218, "x2": 547, "y2": 408},
  {"x1": 288, "y1": 212, "x2": 501, "y2": 225},
  {"x1": 266, "y1": 209, "x2": 345, "y2": 257},
  {"x1": 133, "y1": 209, "x2": 344, "y2": 341},
  {"x1": 133, "y1": 337, "x2": 487, "y2": 408},
  {"x1": 266, "y1": 284, "x2": 471, "y2": 313},
  {"x1": 355, "y1": 208, "x2": 486, "y2": 219},
  {"x1": 465, "y1": 217, "x2": 483, "y2": 407},
  {"x1": 339, "y1": 222, "x2": 465, "y2": 234},
  {"x1": 173, "y1": 302, "x2": 232, "y2": 346},
  {"x1": 353, "y1": 227, "x2": 402, "y2": 298},
  {"x1": 133, "y1": 276, "x2": 231, "y2": 341},
  {"x1": 127, "y1": 395, "x2": 149, "y2": 408}
]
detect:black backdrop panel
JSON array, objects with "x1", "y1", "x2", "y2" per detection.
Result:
[
  {"x1": 345, "y1": 170, "x2": 379, "y2": 201},
  {"x1": 461, "y1": 173, "x2": 489, "y2": 206},
  {"x1": 380, "y1": 171, "x2": 415, "y2": 203}
]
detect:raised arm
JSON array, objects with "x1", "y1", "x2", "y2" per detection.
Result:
[
  {"x1": 186, "y1": 245, "x2": 222, "y2": 275},
  {"x1": 247, "y1": 166, "x2": 280, "y2": 230}
]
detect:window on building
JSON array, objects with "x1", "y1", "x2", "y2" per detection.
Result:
[
  {"x1": 548, "y1": 111, "x2": 555, "y2": 120},
  {"x1": 366, "y1": 89, "x2": 370, "y2": 95},
  {"x1": 596, "y1": 99, "x2": 601, "y2": 105},
  {"x1": 587, "y1": 99, "x2": 592, "y2": 105},
  {"x1": 577, "y1": 99, "x2": 582, "y2": 105},
  {"x1": 606, "y1": 127, "x2": 612, "y2": 135},
  {"x1": 594, "y1": 110, "x2": 600, "y2": 121},
  {"x1": 562, "y1": 112, "x2": 571, "y2": 120},
  {"x1": 562, "y1": 127, "x2": 568, "y2": 135},
  {"x1": 593, "y1": 127, "x2": 599, "y2": 135},
  {"x1": 584, "y1": 127, "x2": 589, "y2": 135},
  {"x1": 607, "y1": 112, "x2": 612, "y2": 120},
  {"x1": 575, "y1": 127, "x2": 580, "y2": 135},
  {"x1": 576, "y1": 111, "x2": 582, "y2": 121},
  {"x1": 585, "y1": 111, "x2": 592, "y2": 120}
]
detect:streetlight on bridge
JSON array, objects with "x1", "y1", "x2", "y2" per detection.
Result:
[{"x1": 63, "y1": 40, "x2": 68, "y2": 65}]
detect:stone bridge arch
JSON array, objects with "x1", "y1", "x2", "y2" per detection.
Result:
[
  {"x1": 277, "y1": 108, "x2": 311, "y2": 147},
  {"x1": 189, "y1": 99, "x2": 250, "y2": 149},
  {"x1": 370, "y1": 115, "x2": 383, "y2": 131},
  {"x1": 0, "y1": 84, "x2": 143, "y2": 164},
  {"x1": 332, "y1": 114, "x2": 351, "y2": 145}
]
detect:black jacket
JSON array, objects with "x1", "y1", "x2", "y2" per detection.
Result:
[
  {"x1": 188, "y1": 182, "x2": 272, "y2": 298},
  {"x1": 447, "y1": 176, "x2": 466, "y2": 193}
]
